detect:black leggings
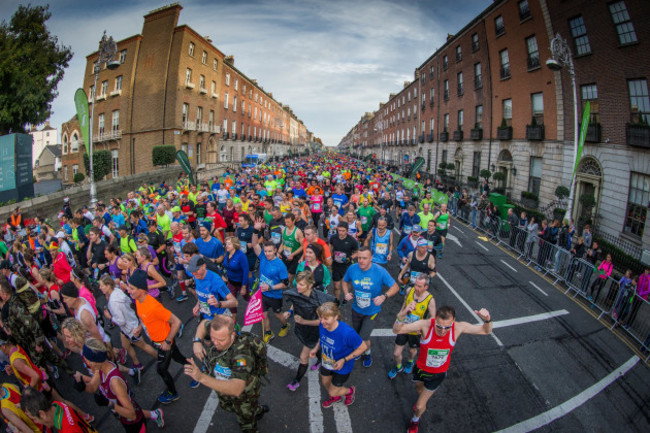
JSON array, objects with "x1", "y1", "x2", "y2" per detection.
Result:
[{"x1": 156, "y1": 341, "x2": 188, "y2": 395}]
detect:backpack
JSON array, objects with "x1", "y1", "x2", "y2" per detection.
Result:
[{"x1": 238, "y1": 331, "x2": 269, "y2": 383}]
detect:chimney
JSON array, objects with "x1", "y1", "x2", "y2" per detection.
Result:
[
  {"x1": 205, "y1": 35, "x2": 212, "y2": 44},
  {"x1": 225, "y1": 55, "x2": 234, "y2": 65},
  {"x1": 447, "y1": 33, "x2": 454, "y2": 41},
  {"x1": 403, "y1": 81, "x2": 410, "y2": 88}
]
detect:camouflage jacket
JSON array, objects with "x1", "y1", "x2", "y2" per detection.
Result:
[{"x1": 3, "y1": 296, "x2": 45, "y2": 347}]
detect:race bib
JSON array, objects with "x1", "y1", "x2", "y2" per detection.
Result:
[
  {"x1": 213, "y1": 363, "x2": 232, "y2": 381},
  {"x1": 361, "y1": 216, "x2": 368, "y2": 225},
  {"x1": 240, "y1": 243, "x2": 247, "y2": 253},
  {"x1": 199, "y1": 300, "x2": 211, "y2": 315},
  {"x1": 321, "y1": 351, "x2": 336, "y2": 370},
  {"x1": 271, "y1": 232, "x2": 281, "y2": 245},
  {"x1": 410, "y1": 270, "x2": 422, "y2": 283},
  {"x1": 284, "y1": 247, "x2": 292, "y2": 258},
  {"x1": 405, "y1": 313, "x2": 419, "y2": 324},
  {"x1": 355, "y1": 291, "x2": 371, "y2": 309},
  {"x1": 376, "y1": 243, "x2": 388, "y2": 255},
  {"x1": 334, "y1": 251, "x2": 347, "y2": 263},
  {"x1": 313, "y1": 203, "x2": 321, "y2": 211},
  {"x1": 427, "y1": 240, "x2": 434, "y2": 251},
  {"x1": 425, "y1": 348, "x2": 449, "y2": 369},
  {"x1": 438, "y1": 221, "x2": 447, "y2": 230},
  {"x1": 404, "y1": 225, "x2": 412, "y2": 234}
]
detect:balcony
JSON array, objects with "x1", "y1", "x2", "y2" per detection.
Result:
[
  {"x1": 199, "y1": 87, "x2": 207, "y2": 95},
  {"x1": 457, "y1": 83, "x2": 464, "y2": 96},
  {"x1": 427, "y1": 133, "x2": 434, "y2": 143},
  {"x1": 197, "y1": 123, "x2": 210, "y2": 132},
  {"x1": 500, "y1": 65, "x2": 511, "y2": 80},
  {"x1": 526, "y1": 124, "x2": 545, "y2": 141},
  {"x1": 182, "y1": 120, "x2": 196, "y2": 130},
  {"x1": 419, "y1": 134, "x2": 425, "y2": 143},
  {"x1": 444, "y1": 90, "x2": 449, "y2": 101},
  {"x1": 472, "y1": 41, "x2": 479, "y2": 52},
  {"x1": 185, "y1": 81, "x2": 195, "y2": 89},
  {"x1": 110, "y1": 89, "x2": 122, "y2": 97},
  {"x1": 582, "y1": 123, "x2": 601, "y2": 143},
  {"x1": 497, "y1": 126, "x2": 512, "y2": 140},
  {"x1": 440, "y1": 131, "x2": 449, "y2": 142},
  {"x1": 248, "y1": 135, "x2": 253, "y2": 142},
  {"x1": 474, "y1": 75, "x2": 483, "y2": 89},
  {"x1": 453, "y1": 130, "x2": 463, "y2": 141},
  {"x1": 626, "y1": 124, "x2": 650, "y2": 148},
  {"x1": 527, "y1": 55, "x2": 540, "y2": 70},
  {"x1": 222, "y1": 132, "x2": 229, "y2": 140},
  {"x1": 94, "y1": 129, "x2": 122, "y2": 142},
  {"x1": 232, "y1": 133, "x2": 238, "y2": 140},
  {"x1": 211, "y1": 92, "x2": 218, "y2": 99},
  {"x1": 495, "y1": 24, "x2": 505, "y2": 37},
  {"x1": 470, "y1": 127, "x2": 483, "y2": 140}
]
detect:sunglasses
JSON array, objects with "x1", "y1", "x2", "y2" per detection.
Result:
[{"x1": 435, "y1": 321, "x2": 454, "y2": 330}]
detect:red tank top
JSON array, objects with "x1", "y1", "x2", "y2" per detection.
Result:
[
  {"x1": 99, "y1": 364, "x2": 143, "y2": 425},
  {"x1": 416, "y1": 319, "x2": 456, "y2": 374}
]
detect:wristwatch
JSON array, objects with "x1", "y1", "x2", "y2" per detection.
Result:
[
  {"x1": 193, "y1": 337, "x2": 202, "y2": 343},
  {"x1": 165, "y1": 340, "x2": 172, "y2": 344}
]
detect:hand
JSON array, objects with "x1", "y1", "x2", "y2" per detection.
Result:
[
  {"x1": 207, "y1": 295, "x2": 219, "y2": 307},
  {"x1": 103, "y1": 309, "x2": 112, "y2": 320},
  {"x1": 406, "y1": 301, "x2": 416, "y2": 313},
  {"x1": 345, "y1": 292, "x2": 353, "y2": 302},
  {"x1": 387, "y1": 253, "x2": 392, "y2": 261},
  {"x1": 184, "y1": 358, "x2": 203, "y2": 382},
  {"x1": 240, "y1": 286, "x2": 248, "y2": 296},
  {"x1": 161, "y1": 341, "x2": 171, "y2": 351},
  {"x1": 475, "y1": 308, "x2": 491, "y2": 323},
  {"x1": 133, "y1": 325, "x2": 142, "y2": 337},
  {"x1": 192, "y1": 304, "x2": 200, "y2": 317},
  {"x1": 35, "y1": 344, "x2": 43, "y2": 353},
  {"x1": 309, "y1": 349, "x2": 318, "y2": 359},
  {"x1": 222, "y1": 275, "x2": 228, "y2": 283},
  {"x1": 402, "y1": 257, "x2": 408, "y2": 264},
  {"x1": 373, "y1": 294, "x2": 387, "y2": 306},
  {"x1": 260, "y1": 283, "x2": 269, "y2": 292},
  {"x1": 193, "y1": 341, "x2": 206, "y2": 361},
  {"x1": 333, "y1": 359, "x2": 345, "y2": 370},
  {"x1": 4, "y1": 364, "x2": 12, "y2": 375},
  {"x1": 73, "y1": 371, "x2": 83, "y2": 382},
  {"x1": 294, "y1": 314, "x2": 305, "y2": 325},
  {"x1": 281, "y1": 311, "x2": 291, "y2": 321}
]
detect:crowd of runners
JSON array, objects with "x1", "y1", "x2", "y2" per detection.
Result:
[{"x1": 0, "y1": 154, "x2": 493, "y2": 433}]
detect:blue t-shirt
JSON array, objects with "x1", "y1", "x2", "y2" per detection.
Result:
[
  {"x1": 331, "y1": 194, "x2": 348, "y2": 216},
  {"x1": 111, "y1": 214, "x2": 125, "y2": 228},
  {"x1": 292, "y1": 188, "x2": 306, "y2": 198},
  {"x1": 319, "y1": 322, "x2": 363, "y2": 375},
  {"x1": 343, "y1": 263, "x2": 396, "y2": 316},
  {"x1": 258, "y1": 251, "x2": 288, "y2": 299},
  {"x1": 195, "y1": 236, "x2": 225, "y2": 259},
  {"x1": 194, "y1": 270, "x2": 231, "y2": 319}
]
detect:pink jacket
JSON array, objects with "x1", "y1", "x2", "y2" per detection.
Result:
[
  {"x1": 597, "y1": 260, "x2": 613, "y2": 279},
  {"x1": 637, "y1": 272, "x2": 650, "y2": 300}
]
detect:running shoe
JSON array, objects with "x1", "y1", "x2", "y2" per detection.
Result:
[
  {"x1": 403, "y1": 360, "x2": 415, "y2": 374},
  {"x1": 278, "y1": 323, "x2": 290, "y2": 337},
  {"x1": 322, "y1": 396, "x2": 341, "y2": 408},
  {"x1": 362, "y1": 353, "x2": 372, "y2": 368},
  {"x1": 83, "y1": 413, "x2": 95, "y2": 423},
  {"x1": 190, "y1": 380, "x2": 200, "y2": 389},
  {"x1": 286, "y1": 379, "x2": 300, "y2": 391},
  {"x1": 157, "y1": 391, "x2": 180, "y2": 404},
  {"x1": 255, "y1": 405, "x2": 270, "y2": 421},
  {"x1": 176, "y1": 293, "x2": 189, "y2": 302},
  {"x1": 407, "y1": 420, "x2": 420, "y2": 433},
  {"x1": 118, "y1": 348, "x2": 128, "y2": 365},
  {"x1": 131, "y1": 367, "x2": 142, "y2": 386},
  {"x1": 310, "y1": 361, "x2": 321, "y2": 371},
  {"x1": 177, "y1": 323, "x2": 185, "y2": 338},
  {"x1": 344, "y1": 386, "x2": 355, "y2": 406},
  {"x1": 153, "y1": 408, "x2": 165, "y2": 428},
  {"x1": 388, "y1": 365, "x2": 404, "y2": 379},
  {"x1": 263, "y1": 331, "x2": 275, "y2": 344}
]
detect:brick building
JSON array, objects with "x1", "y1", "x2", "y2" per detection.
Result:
[
  {"x1": 62, "y1": 3, "x2": 312, "y2": 184},
  {"x1": 340, "y1": 0, "x2": 650, "y2": 253}
]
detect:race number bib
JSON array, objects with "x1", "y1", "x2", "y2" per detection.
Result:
[
  {"x1": 213, "y1": 363, "x2": 232, "y2": 381},
  {"x1": 334, "y1": 251, "x2": 347, "y2": 264},
  {"x1": 427, "y1": 241, "x2": 434, "y2": 251},
  {"x1": 425, "y1": 348, "x2": 449, "y2": 369},
  {"x1": 403, "y1": 225, "x2": 412, "y2": 234},
  {"x1": 355, "y1": 291, "x2": 371, "y2": 309},
  {"x1": 313, "y1": 203, "x2": 321, "y2": 211},
  {"x1": 240, "y1": 243, "x2": 247, "y2": 253},
  {"x1": 360, "y1": 216, "x2": 368, "y2": 225},
  {"x1": 376, "y1": 243, "x2": 388, "y2": 255},
  {"x1": 284, "y1": 247, "x2": 292, "y2": 258},
  {"x1": 199, "y1": 301, "x2": 211, "y2": 316},
  {"x1": 405, "y1": 313, "x2": 419, "y2": 324},
  {"x1": 321, "y1": 351, "x2": 336, "y2": 370},
  {"x1": 410, "y1": 270, "x2": 422, "y2": 283},
  {"x1": 271, "y1": 232, "x2": 281, "y2": 245}
]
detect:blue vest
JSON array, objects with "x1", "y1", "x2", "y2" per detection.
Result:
[{"x1": 371, "y1": 228, "x2": 391, "y2": 264}]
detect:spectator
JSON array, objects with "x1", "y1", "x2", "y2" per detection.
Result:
[{"x1": 587, "y1": 253, "x2": 613, "y2": 304}]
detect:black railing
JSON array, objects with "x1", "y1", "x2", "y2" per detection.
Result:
[
  {"x1": 475, "y1": 75, "x2": 482, "y2": 89},
  {"x1": 495, "y1": 24, "x2": 505, "y2": 36},
  {"x1": 527, "y1": 55, "x2": 540, "y2": 70},
  {"x1": 457, "y1": 83, "x2": 464, "y2": 96},
  {"x1": 472, "y1": 41, "x2": 479, "y2": 52},
  {"x1": 500, "y1": 65, "x2": 511, "y2": 79}
]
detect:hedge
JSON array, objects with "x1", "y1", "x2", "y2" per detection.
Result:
[
  {"x1": 153, "y1": 145, "x2": 176, "y2": 167},
  {"x1": 82, "y1": 151, "x2": 111, "y2": 181}
]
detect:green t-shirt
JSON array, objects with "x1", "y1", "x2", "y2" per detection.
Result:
[
  {"x1": 0, "y1": 241, "x2": 8, "y2": 257},
  {"x1": 156, "y1": 213, "x2": 172, "y2": 239},
  {"x1": 417, "y1": 211, "x2": 436, "y2": 230},
  {"x1": 358, "y1": 206, "x2": 376, "y2": 231}
]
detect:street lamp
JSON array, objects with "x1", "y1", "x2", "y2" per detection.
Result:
[
  {"x1": 88, "y1": 31, "x2": 120, "y2": 210},
  {"x1": 546, "y1": 33, "x2": 577, "y2": 222}
]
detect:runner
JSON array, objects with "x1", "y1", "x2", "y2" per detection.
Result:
[
  {"x1": 366, "y1": 217, "x2": 393, "y2": 265},
  {"x1": 20, "y1": 387, "x2": 98, "y2": 433},
  {"x1": 432, "y1": 203, "x2": 451, "y2": 258},
  {"x1": 397, "y1": 238, "x2": 437, "y2": 295},
  {"x1": 279, "y1": 213, "x2": 304, "y2": 286},
  {"x1": 328, "y1": 222, "x2": 359, "y2": 304}
]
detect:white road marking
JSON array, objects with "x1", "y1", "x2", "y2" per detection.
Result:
[
  {"x1": 453, "y1": 225, "x2": 465, "y2": 234},
  {"x1": 529, "y1": 281, "x2": 549, "y2": 297},
  {"x1": 490, "y1": 310, "x2": 569, "y2": 329},
  {"x1": 371, "y1": 328, "x2": 396, "y2": 337},
  {"x1": 447, "y1": 233, "x2": 463, "y2": 248},
  {"x1": 308, "y1": 370, "x2": 324, "y2": 433},
  {"x1": 193, "y1": 393, "x2": 220, "y2": 433},
  {"x1": 333, "y1": 402, "x2": 354, "y2": 433},
  {"x1": 267, "y1": 345, "x2": 300, "y2": 369},
  {"x1": 500, "y1": 259, "x2": 518, "y2": 273},
  {"x1": 495, "y1": 356, "x2": 640, "y2": 433},
  {"x1": 437, "y1": 272, "x2": 504, "y2": 347},
  {"x1": 475, "y1": 240, "x2": 489, "y2": 252}
]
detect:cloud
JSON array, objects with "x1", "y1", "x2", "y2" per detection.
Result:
[{"x1": 1, "y1": 0, "x2": 490, "y2": 147}]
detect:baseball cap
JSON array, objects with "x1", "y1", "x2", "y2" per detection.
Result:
[
  {"x1": 128, "y1": 269, "x2": 149, "y2": 290},
  {"x1": 412, "y1": 225, "x2": 422, "y2": 232},
  {"x1": 187, "y1": 255, "x2": 206, "y2": 273},
  {"x1": 55, "y1": 231, "x2": 65, "y2": 239},
  {"x1": 416, "y1": 238, "x2": 428, "y2": 247},
  {"x1": 171, "y1": 206, "x2": 181, "y2": 213}
]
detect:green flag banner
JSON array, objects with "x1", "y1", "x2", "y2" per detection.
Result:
[
  {"x1": 391, "y1": 172, "x2": 448, "y2": 205},
  {"x1": 409, "y1": 157, "x2": 425, "y2": 179},
  {"x1": 74, "y1": 88, "x2": 90, "y2": 154},
  {"x1": 573, "y1": 101, "x2": 590, "y2": 178},
  {"x1": 175, "y1": 150, "x2": 195, "y2": 184}
]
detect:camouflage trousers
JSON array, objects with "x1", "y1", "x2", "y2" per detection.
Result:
[{"x1": 220, "y1": 391, "x2": 263, "y2": 433}]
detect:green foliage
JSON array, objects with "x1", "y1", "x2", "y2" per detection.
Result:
[
  {"x1": 531, "y1": 116, "x2": 538, "y2": 127},
  {"x1": 73, "y1": 172, "x2": 85, "y2": 183},
  {"x1": 82, "y1": 150, "x2": 111, "y2": 181},
  {"x1": 492, "y1": 171, "x2": 506, "y2": 181},
  {"x1": 555, "y1": 185, "x2": 570, "y2": 199},
  {"x1": 579, "y1": 193, "x2": 596, "y2": 209},
  {"x1": 438, "y1": 162, "x2": 448, "y2": 170},
  {"x1": 446, "y1": 163, "x2": 455, "y2": 170},
  {"x1": 498, "y1": 118, "x2": 509, "y2": 129},
  {"x1": 0, "y1": 5, "x2": 73, "y2": 134},
  {"x1": 467, "y1": 176, "x2": 478, "y2": 182},
  {"x1": 521, "y1": 191, "x2": 539, "y2": 201},
  {"x1": 152, "y1": 145, "x2": 176, "y2": 166},
  {"x1": 479, "y1": 169, "x2": 491, "y2": 180},
  {"x1": 594, "y1": 236, "x2": 646, "y2": 276}
]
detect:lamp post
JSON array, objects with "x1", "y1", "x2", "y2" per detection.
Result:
[
  {"x1": 546, "y1": 33, "x2": 578, "y2": 223},
  {"x1": 88, "y1": 31, "x2": 120, "y2": 210}
]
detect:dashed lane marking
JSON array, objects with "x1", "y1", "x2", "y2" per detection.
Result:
[
  {"x1": 529, "y1": 281, "x2": 549, "y2": 297},
  {"x1": 475, "y1": 241, "x2": 489, "y2": 252},
  {"x1": 500, "y1": 259, "x2": 518, "y2": 273}
]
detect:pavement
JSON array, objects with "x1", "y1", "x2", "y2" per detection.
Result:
[{"x1": 47, "y1": 214, "x2": 650, "y2": 433}]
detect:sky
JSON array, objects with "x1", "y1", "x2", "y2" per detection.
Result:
[{"x1": 1, "y1": 0, "x2": 491, "y2": 147}]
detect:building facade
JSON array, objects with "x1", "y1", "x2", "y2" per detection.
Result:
[
  {"x1": 29, "y1": 122, "x2": 58, "y2": 168},
  {"x1": 339, "y1": 0, "x2": 650, "y2": 254},
  {"x1": 61, "y1": 3, "x2": 312, "y2": 184}
]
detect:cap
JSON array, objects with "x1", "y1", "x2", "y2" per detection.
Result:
[
  {"x1": 201, "y1": 221, "x2": 212, "y2": 232},
  {"x1": 55, "y1": 231, "x2": 65, "y2": 239},
  {"x1": 60, "y1": 282, "x2": 79, "y2": 298},
  {"x1": 171, "y1": 206, "x2": 181, "y2": 213},
  {"x1": 411, "y1": 225, "x2": 422, "y2": 232},
  {"x1": 416, "y1": 238, "x2": 428, "y2": 247},
  {"x1": 187, "y1": 255, "x2": 206, "y2": 273},
  {"x1": 128, "y1": 269, "x2": 149, "y2": 290},
  {"x1": 137, "y1": 233, "x2": 149, "y2": 242}
]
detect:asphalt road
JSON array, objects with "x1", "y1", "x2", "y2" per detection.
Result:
[{"x1": 44, "y1": 214, "x2": 650, "y2": 433}]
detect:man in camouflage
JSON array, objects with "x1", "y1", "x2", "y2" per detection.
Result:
[{"x1": 185, "y1": 315, "x2": 269, "y2": 433}]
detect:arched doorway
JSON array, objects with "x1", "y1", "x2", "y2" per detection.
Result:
[
  {"x1": 496, "y1": 149, "x2": 514, "y2": 193},
  {"x1": 574, "y1": 156, "x2": 602, "y2": 228}
]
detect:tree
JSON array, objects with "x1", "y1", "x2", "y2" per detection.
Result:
[
  {"x1": 152, "y1": 145, "x2": 176, "y2": 166},
  {"x1": 83, "y1": 151, "x2": 111, "y2": 181},
  {"x1": 0, "y1": 5, "x2": 72, "y2": 134}
]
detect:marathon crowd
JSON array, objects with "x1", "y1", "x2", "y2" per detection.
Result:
[{"x1": 0, "y1": 154, "x2": 498, "y2": 433}]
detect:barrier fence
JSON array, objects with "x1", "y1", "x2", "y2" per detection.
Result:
[{"x1": 440, "y1": 201, "x2": 650, "y2": 362}]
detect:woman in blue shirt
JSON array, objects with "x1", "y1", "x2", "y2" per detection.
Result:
[{"x1": 223, "y1": 236, "x2": 251, "y2": 317}]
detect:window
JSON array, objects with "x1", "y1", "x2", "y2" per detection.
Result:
[
  {"x1": 528, "y1": 157, "x2": 542, "y2": 195},
  {"x1": 185, "y1": 68, "x2": 192, "y2": 85},
  {"x1": 503, "y1": 98, "x2": 513, "y2": 120},
  {"x1": 474, "y1": 63, "x2": 482, "y2": 89},
  {"x1": 64, "y1": 166, "x2": 68, "y2": 181},
  {"x1": 429, "y1": 118, "x2": 434, "y2": 132},
  {"x1": 115, "y1": 76, "x2": 122, "y2": 91},
  {"x1": 475, "y1": 105, "x2": 483, "y2": 128},
  {"x1": 429, "y1": 65, "x2": 434, "y2": 78},
  {"x1": 443, "y1": 55, "x2": 448, "y2": 71},
  {"x1": 196, "y1": 143, "x2": 202, "y2": 164},
  {"x1": 456, "y1": 45, "x2": 462, "y2": 62},
  {"x1": 98, "y1": 113, "x2": 105, "y2": 135},
  {"x1": 444, "y1": 80, "x2": 449, "y2": 101},
  {"x1": 182, "y1": 103, "x2": 189, "y2": 123},
  {"x1": 472, "y1": 152, "x2": 481, "y2": 177},
  {"x1": 213, "y1": 58, "x2": 218, "y2": 71},
  {"x1": 495, "y1": 15, "x2": 505, "y2": 36},
  {"x1": 101, "y1": 80, "x2": 108, "y2": 96},
  {"x1": 209, "y1": 110, "x2": 214, "y2": 128},
  {"x1": 199, "y1": 75, "x2": 205, "y2": 90},
  {"x1": 188, "y1": 42, "x2": 195, "y2": 57},
  {"x1": 609, "y1": 1, "x2": 637, "y2": 45},
  {"x1": 211, "y1": 81, "x2": 216, "y2": 94},
  {"x1": 89, "y1": 85, "x2": 95, "y2": 99},
  {"x1": 111, "y1": 150, "x2": 119, "y2": 178},
  {"x1": 225, "y1": 73, "x2": 230, "y2": 86},
  {"x1": 119, "y1": 49, "x2": 127, "y2": 64},
  {"x1": 202, "y1": 51, "x2": 207, "y2": 64},
  {"x1": 224, "y1": 92, "x2": 229, "y2": 109},
  {"x1": 531, "y1": 92, "x2": 544, "y2": 123},
  {"x1": 457, "y1": 72, "x2": 464, "y2": 96},
  {"x1": 526, "y1": 36, "x2": 540, "y2": 69},
  {"x1": 71, "y1": 133, "x2": 79, "y2": 152},
  {"x1": 581, "y1": 84, "x2": 599, "y2": 122},
  {"x1": 442, "y1": 150, "x2": 448, "y2": 164},
  {"x1": 112, "y1": 110, "x2": 119, "y2": 131},
  {"x1": 197, "y1": 107, "x2": 203, "y2": 125},
  {"x1": 518, "y1": 0, "x2": 531, "y2": 20},
  {"x1": 73, "y1": 165, "x2": 79, "y2": 175},
  {"x1": 500, "y1": 49, "x2": 510, "y2": 79},
  {"x1": 569, "y1": 16, "x2": 591, "y2": 56},
  {"x1": 232, "y1": 121, "x2": 236, "y2": 134},
  {"x1": 233, "y1": 96, "x2": 237, "y2": 113},
  {"x1": 624, "y1": 173, "x2": 649, "y2": 237},
  {"x1": 471, "y1": 33, "x2": 479, "y2": 52},
  {"x1": 457, "y1": 110, "x2": 464, "y2": 130},
  {"x1": 443, "y1": 113, "x2": 449, "y2": 131},
  {"x1": 628, "y1": 79, "x2": 650, "y2": 123},
  {"x1": 242, "y1": 100, "x2": 245, "y2": 113},
  {"x1": 234, "y1": 78, "x2": 239, "y2": 91}
]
